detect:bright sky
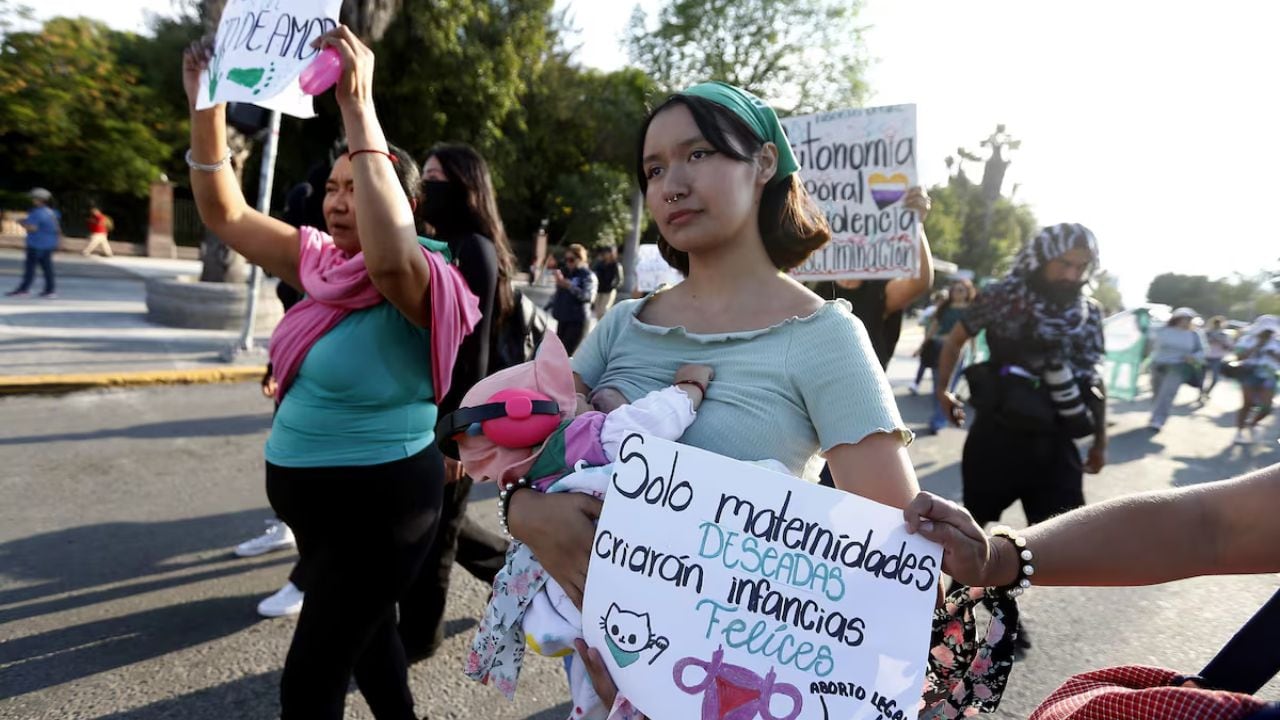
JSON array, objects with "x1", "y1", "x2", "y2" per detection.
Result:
[{"x1": 35, "y1": 0, "x2": 1280, "y2": 305}]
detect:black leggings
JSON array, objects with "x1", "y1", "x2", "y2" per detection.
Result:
[
  {"x1": 266, "y1": 446, "x2": 445, "y2": 720},
  {"x1": 397, "y1": 474, "x2": 506, "y2": 659},
  {"x1": 960, "y1": 418, "x2": 1085, "y2": 526}
]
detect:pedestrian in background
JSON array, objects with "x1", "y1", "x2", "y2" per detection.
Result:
[
  {"x1": 810, "y1": 194, "x2": 934, "y2": 371},
  {"x1": 400, "y1": 141, "x2": 516, "y2": 663},
  {"x1": 937, "y1": 223, "x2": 1109, "y2": 527},
  {"x1": 549, "y1": 243, "x2": 597, "y2": 354},
  {"x1": 591, "y1": 244, "x2": 622, "y2": 319},
  {"x1": 1201, "y1": 315, "x2": 1233, "y2": 402},
  {"x1": 82, "y1": 202, "x2": 113, "y2": 257},
  {"x1": 921, "y1": 279, "x2": 976, "y2": 434},
  {"x1": 6, "y1": 187, "x2": 61, "y2": 298},
  {"x1": 1147, "y1": 306, "x2": 1204, "y2": 431},
  {"x1": 910, "y1": 289, "x2": 946, "y2": 393},
  {"x1": 1233, "y1": 316, "x2": 1280, "y2": 445},
  {"x1": 238, "y1": 160, "x2": 332, "y2": 620}
]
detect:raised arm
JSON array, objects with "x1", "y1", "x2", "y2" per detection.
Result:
[
  {"x1": 322, "y1": 27, "x2": 432, "y2": 327},
  {"x1": 182, "y1": 42, "x2": 300, "y2": 288},
  {"x1": 884, "y1": 187, "x2": 934, "y2": 315}
]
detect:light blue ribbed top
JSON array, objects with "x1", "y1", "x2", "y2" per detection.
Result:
[{"x1": 572, "y1": 295, "x2": 909, "y2": 482}]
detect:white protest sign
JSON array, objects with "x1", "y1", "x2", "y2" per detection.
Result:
[
  {"x1": 197, "y1": 0, "x2": 343, "y2": 119},
  {"x1": 633, "y1": 243, "x2": 684, "y2": 292},
  {"x1": 583, "y1": 434, "x2": 940, "y2": 720},
  {"x1": 781, "y1": 105, "x2": 919, "y2": 281}
]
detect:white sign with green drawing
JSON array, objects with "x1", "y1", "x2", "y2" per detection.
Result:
[{"x1": 197, "y1": 0, "x2": 343, "y2": 119}]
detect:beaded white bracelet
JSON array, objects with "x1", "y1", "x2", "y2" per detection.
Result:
[
  {"x1": 185, "y1": 147, "x2": 233, "y2": 173},
  {"x1": 990, "y1": 525, "x2": 1035, "y2": 598},
  {"x1": 497, "y1": 477, "x2": 533, "y2": 539}
]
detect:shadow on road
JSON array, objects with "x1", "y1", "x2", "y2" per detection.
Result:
[
  {"x1": 91, "y1": 670, "x2": 282, "y2": 720},
  {"x1": 1104, "y1": 426, "x2": 1165, "y2": 465},
  {"x1": 0, "y1": 414, "x2": 270, "y2": 445},
  {"x1": 0, "y1": 595, "x2": 267, "y2": 700},
  {"x1": 0, "y1": 509, "x2": 285, "y2": 610},
  {"x1": 1171, "y1": 442, "x2": 1280, "y2": 487}
]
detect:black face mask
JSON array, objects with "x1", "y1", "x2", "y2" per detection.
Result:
[{"x1": 419, "y1": 180, "x2": 467, "y2": 230}]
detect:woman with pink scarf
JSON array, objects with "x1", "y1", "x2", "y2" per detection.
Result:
[{"x1": 183, "y1": 27, "x2": 479, "y2": 720}]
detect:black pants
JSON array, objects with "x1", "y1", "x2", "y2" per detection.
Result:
[
  {"x1": 960, "y1": 418, "x2": 1084, "y2": 526},
  {"x1": 266, "y1": 446, "x2": 445, "y2": 720},
  {"x1": 398, "y1": 475, "x2": 507, "y2": 659},
  {"x1": 16, "y1": 247, "x2": 55, "y2": 294},
  {"x1": 557, "y1": 320, "x2": 586, "y2": 355}
]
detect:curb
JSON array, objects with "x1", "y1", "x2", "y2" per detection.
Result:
[{"x1": 0, "y1": 366, "x2": 267, "y2": 396}]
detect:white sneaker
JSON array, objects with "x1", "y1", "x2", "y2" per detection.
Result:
[
  {"x1": 1233, "y1": 429, "x2": 1249, "y2": 445},
  {"x1": 1247, "y1": 426, "x2": 1260, "y2": 444},
  {"x1": 909, "y1": 382, "x2": 921, "y2": 395},
  {"x1": 257, "y1": 581, "x2": 304, "y2": 618},
  {"x1": 234, "y1": 519, "x2": 296, "y2": 558}
]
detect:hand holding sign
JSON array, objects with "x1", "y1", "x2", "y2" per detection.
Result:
[
  {"x1": 183, "y1": 37, "x2": 216, "y2": 113},
  {"x1": 298, "y1": 46, "x2": 341, "y2": 95},
  {"x1": 311, "y1": 25, "x2": 375, "y2": 114},
  {"x1": 196, "y1": 0, "x2": 343, "y2": 118}
]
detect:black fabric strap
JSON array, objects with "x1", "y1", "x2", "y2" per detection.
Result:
[
  {"x1": 436, "y1": 399, "x2": 560, "y2": 438},
  {"x1": 1200, "y1": 588, "x2": 1280, "y2": 694}
]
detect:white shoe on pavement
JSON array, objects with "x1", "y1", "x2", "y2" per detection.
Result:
[
  {"x1": 234, "y1": 519, "x2": 296, "y2": 558},
  {"x1": 257, "y1": 582, "x2": 304, "y2": 618},
  {"x1": 1233, "y1": 429, "x2": 1249, "y2": 445},
  {"x1": 1247, "y1": 425, "x2": 1260, "y2": 444}
]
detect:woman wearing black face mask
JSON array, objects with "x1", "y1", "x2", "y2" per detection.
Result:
[{"x1": 399, "y1": 143, "x2": 517, "y2": 661}]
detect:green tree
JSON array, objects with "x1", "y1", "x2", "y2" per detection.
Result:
[
  {"x1": 372, "y1": 0, "x2": 556, "y2": 163},
  {"x1": 549, "y1": 163, "x2": 633, "y2": 249},
  {"x1": 627, "y1": 0, "x2": 868, "y2": 113},
  {"x1": 0, "y1": 17, "x2": 177, "y2": 196},
  {"x1": 923, "y1": 172, "x2": 1036, "y2": 279},
  {"x1": 1090, "y1": 270, "x2": 1124, "y2": 315},
  {"x1": 497, "y1": 49, "x2": 654, "y2": 253},
  {"x1": 1146, "y1": 272, "x2": 1280, "y2": 321}
]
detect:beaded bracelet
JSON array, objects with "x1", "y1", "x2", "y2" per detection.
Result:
[
  {"x1": 990, "y1": 525, "x2": 1035, "y2": 598},
  {"x1": 497, "y1": 477, "x2": 533, "y2": 539},
  {"x1": 185, "y1": 147, "x2": 232, "y2": 173}
]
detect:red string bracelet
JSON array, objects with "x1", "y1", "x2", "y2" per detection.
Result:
[
  {"x1": 347, "y1": 148, "x2": 398, "y2": 163},
  {"x1": 676, "y1": 379, "x2": 707, "y2": 397}
]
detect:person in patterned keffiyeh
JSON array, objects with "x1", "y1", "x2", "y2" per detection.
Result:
[{"x1": 934, "y1": 223, "x2": 1108, "y2": 530}]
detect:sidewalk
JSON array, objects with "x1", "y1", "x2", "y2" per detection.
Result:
[{"x1": 0, "y1": 249, "x2": 270, "y2": 394}]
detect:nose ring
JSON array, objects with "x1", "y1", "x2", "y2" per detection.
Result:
[{"x1": 665, "y1": 192, "x2": 685, "y2": 205}]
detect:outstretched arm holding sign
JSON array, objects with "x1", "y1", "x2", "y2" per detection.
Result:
[
  {"x1": 185, "y1": 40, "x2": 302, "y2": 289},
  {"x1": 883, "y1": 187, "x2": 934, "y2": 315},
  {"x1": 183, "y1": 27, "x2": 432, "y2": 326},
  {"x1": 318, "y1": 26, "x2": 433, "y2": 327}
]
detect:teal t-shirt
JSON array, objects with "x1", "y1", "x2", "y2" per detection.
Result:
[{"x1": 265, "y1": 301, "x2": 436, "y2": 468}]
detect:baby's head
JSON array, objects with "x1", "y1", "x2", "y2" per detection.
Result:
[{"x1": 440, "y1": 333, "x2": 578, "y2": 486}]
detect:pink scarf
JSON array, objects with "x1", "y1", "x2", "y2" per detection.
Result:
[{"x1": 270, "y1": 226, "x2": 481, "y2": 401}]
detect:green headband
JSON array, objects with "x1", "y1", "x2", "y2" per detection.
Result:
[{"x1": 679, "y1": 81, "x2": 800, "y2": 184}]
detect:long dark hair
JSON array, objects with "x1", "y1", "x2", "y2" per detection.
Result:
[
  {"x1": 635, "y1": 94, "x2": 830, "y2": 275},
  {"x1": 421, "y1": 143, "x2": 516, "y2": 319}
]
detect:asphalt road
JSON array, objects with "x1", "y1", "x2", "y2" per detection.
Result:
[{"x1": 1, "y1": 365, "x2": 1277, "y2": 718}]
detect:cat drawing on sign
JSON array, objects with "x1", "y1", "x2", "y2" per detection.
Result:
[{"x1": 600, "y1": 603, "x2": 669, "y2": 667}]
